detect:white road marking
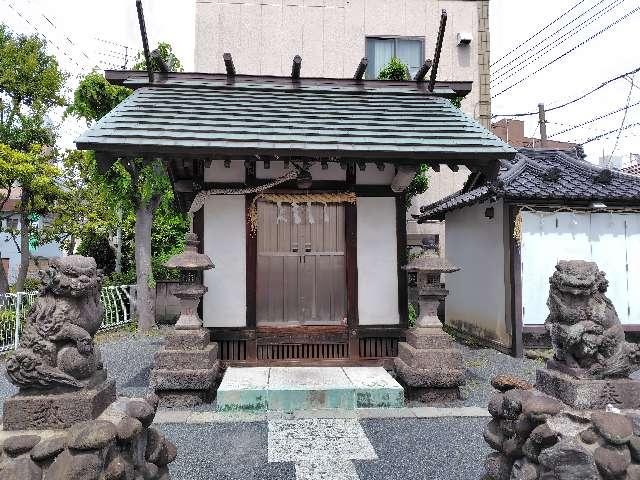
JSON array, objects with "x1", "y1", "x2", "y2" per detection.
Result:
[{"x1": 267, "y1": 418, "x2": 377, "y2": 480}]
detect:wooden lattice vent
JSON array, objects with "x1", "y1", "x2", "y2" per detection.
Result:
[
  {"x1": 257, "y1": 342, "x2": 349, "y2": 361},
  {"x1": 359, "y1": 337, "x2": 399, "y2": 358}
]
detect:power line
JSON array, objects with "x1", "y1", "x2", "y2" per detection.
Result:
[
  {"x1": 608, "y1": 75, "x2": 635, "y2": 159},
  {"x1": 493, "y1": 6, "x2": 640, "y2": 98},
  {"x1": 492, "y1": 65, "x2": 640, "y2": 117},
  {"x1": 491, "y1": 0, "x2": 588, "y2": 67},
  {"x1": 581, "y1": 122, "x2": 640, "y2": 144},
  {"x1": 492, "y1": 0, "x2": 623, "y2": 85},
  {"x1": 548, "y1": 100, "x2": 640, "y2": 137}
]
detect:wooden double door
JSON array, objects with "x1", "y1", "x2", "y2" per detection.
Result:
[{"x1": 256, "y1": 200, "x2": 347, "y2": 325}]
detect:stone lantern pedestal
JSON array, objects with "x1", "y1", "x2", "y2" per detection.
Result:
[
  {"x1": 394, "y1": 254, "x2": 465, "y2": 402},
  {"x1": 150, "y1": 233, "x2": 221, "y2": 407}
]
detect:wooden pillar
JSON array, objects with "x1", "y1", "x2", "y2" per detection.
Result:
[
  {"x1": 345, "y1": 162, "x2": 359, "y2": 360},
  {"x1": 396, "y1": 194, "x2": 409, "y2": 329},
  {"x1": 245, "y1": 194, "x2": 258, "y2": 362}
]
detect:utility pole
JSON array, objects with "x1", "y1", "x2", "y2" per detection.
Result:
[{"x1": 538, "y1": 103, "x2": 547, "y2": 148}]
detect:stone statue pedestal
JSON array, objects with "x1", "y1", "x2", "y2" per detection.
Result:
[
  {"x1": 150, "y1": 328, "x2": 221, "y2": 407},
  {"x1": 536, "y1": 367, "x2": 640, "y2": 410},
  {"x1": 394, "y1": 325, "x2": 465, "y2": 402},
  {"x1": 3, "y1": 371, "x2": 116, "y2": 431}
]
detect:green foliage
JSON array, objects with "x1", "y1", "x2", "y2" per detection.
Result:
[
  {"x1": 0, "y1": 25, "x2": 66, "y2": 151},
  {"x1": 450, "y1": 96, "x2": 463, "y2": 109},
  {"x1": 66, "y1": 72, "x2": 131, "y2": 124},
  {"x1": 405, "y1": 164, "x2": 429, "y2": 207},
  {"x1": 408, "y1": 302, "x2": 417, "y2": 328},
  {"x1": 149, "y1": 203, "x2": 189, "y2": 281},
  {"x1": 377, "y1": 57, "x2": 410, "y2": 81},
  {"x1": 76, "y1": 231, "x2": 116, "y2": 274},
  {"x1": 21, "y1": 276, "x2": 41, "y2": 292},
  {"x1": 133, "y1": 42, "x2": 183, "y2": 72}
]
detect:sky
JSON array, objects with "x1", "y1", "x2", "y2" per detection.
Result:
[{"x1": 0, "y1": 0, "x2": 638, "y2": 167}]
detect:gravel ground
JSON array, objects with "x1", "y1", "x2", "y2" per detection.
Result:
[
  {"x1": 0, "y1": 330, "x2": 540, "y2": 411},
  {"x1": 157, "y1": 417, "x2": 489, "y2": 480}
]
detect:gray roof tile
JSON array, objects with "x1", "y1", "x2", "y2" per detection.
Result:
[{"x1": 418, "y1": 148, "x2": 640, "y2": 220}]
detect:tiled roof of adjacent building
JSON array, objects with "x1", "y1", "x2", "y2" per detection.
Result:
[
  {"x1": 417, "y1": 148, "x2": 640, "y2": 221},
  {"x1": 75, "y1": 73, "x2": 516, "y2": 163},
  {"x1": 623, "y1": 163, "x2": 640, "y2": 176}
]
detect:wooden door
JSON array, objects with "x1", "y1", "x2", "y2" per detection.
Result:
[{"x1": 256, "y1": 201, "x2": 346, "y2": 325}]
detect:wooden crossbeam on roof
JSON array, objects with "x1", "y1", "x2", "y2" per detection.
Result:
[
  {"x1": 353, "y1": 57, "x2": 368, "y2": 80},
  {"x1": 414, "y1": 59, "x2": 432, "y2": 82},
  {"x1": 223, "y1": 53, "x2": 236, "y2": 77},
  {"x1": 135, "y1": 0, "x2": 153, "y2": 84},
  {"x1": 428, "y1": 10, "x2": 447, "y2": 92},
  {"x1": 291, "y1": 55, "x2": 302, "y2": 80}
]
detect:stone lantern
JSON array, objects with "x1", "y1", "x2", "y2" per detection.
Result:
[
  {"x1": 164, "y1": 232, "x2": 214, "y2": 330},
  {"x1": 150, "y1": 232, "x2": 221, "y2": 406},
  {"x1": 394, "y1": 252, "x2": 465, "y2": 402}
]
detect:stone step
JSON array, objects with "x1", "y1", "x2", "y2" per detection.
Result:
[
  {"x1": 154, "y1": 344, "x2": 218, "y2": 369},
  {"x1": 216, "y1": 367, "x2": 404, "y2": 412}
]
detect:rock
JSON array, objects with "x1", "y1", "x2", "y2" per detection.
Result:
[
  {"x1": 125, "y1": 400, "x2": 155, "y2": 428},
  {"x1": 158, "y1": 467, "x2": 170, "y2": 480},
  {"x1": 511, "y1": 458, "x2": 538, "y2": 480},
  {"x1": 594, "y1": 444, "x2": 631, "y2": 479},
  {"x1": 529, "y1": 423, "x2": 558, "y2": 448},
  {"x1": 116, "y1": 417, "x2": 143, "y2": 443},
  {"x1": 629, "y1": 436, "x2": 640, "y2": 462},
  {"x1": 44, "y1": 450, "x2": 103, "y2": 480},
  {"x1": 67, "y1": 420, "x2": 117, "y2": 451},
  {"x1": 484, "y1": 452, "x2": 512, "y2": 480},
  {"x1": 0, "y1": 457, "x2": 42, "y2": 480},
  {"x1": 515, "y1": 414, "x2": 535, "y2": 438},
  {"x1": 488, "y1": 393, "x2": 504, "y2": 418},
  {"x1": 483, "y1": 419, "x2": 504, "y2": 451},
  {"x1": 538, "y1": 439, "x2": 600, "y2": 480},
  {"x1": 503, "y1": 437, "x2": 523, "y2": 459},
  {"x1": 491, "y1": 374, "x2": 533, "y2": 392},
  {"x1": 144, "y1": 393, "x2": 159, "y2": 412},
  {"x1": 627, "y1": 464, "x2": 640, "y2": 480},
  {"x1": 522, "y1": 438, "x2": 542, "y2": 463},
  {"x1": 522, "y1": 395, "x2": 563, "y2": 423},
  {"x1": 103, "y1": 454, "x2": 134, "y2": 480},
  {"x1": 30, "y1": 436, "x2": 66, "y2": 462},
  {"x1": 500, "y1": 419, "x2": 516, "y2": 438},
  {"x1": 145, "y1": 427, "x2": 176, "y2": 466},
  {"x1": 139, "y1": 462, "x2": 158, "y2": 480},
  {"x1": 580, "y1": 427, "x2": 602, "y2": 445},
  {"x1": 3, "y1": 435, "x2": 41, "y2": 456},
  {"x1": 592, "y1": 412, "x2": 634, "y2": 445},
  {"x1": 502, "y1": 390, "x2": 528, "y2": 420}
]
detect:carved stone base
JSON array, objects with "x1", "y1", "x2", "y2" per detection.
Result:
[
  {"x1": 0, "y1": 395, "x2": 176, "y2": 480},
  {"x1": 3, "y1": 374, "x2": 116, "y2": 431},
  {"x1": 394, "y1": 326, "x2": 465, "y2": 400},
  {"x1": 536, "y1": 367, "x2": 640, "y2": 409},
  {"x1": 150, "y1": 329, "x2": 221, "y2": 407}
]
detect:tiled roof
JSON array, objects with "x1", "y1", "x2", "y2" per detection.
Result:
[
  {"x1": 623, "y1": 163, "x2": 640, "y2": 176},
  {"x1": 75, "y1": 77, "x2": 515, "y2": 163},
  {"x1": 418, "y1": 148, "x2": 640, "y2": 221}
]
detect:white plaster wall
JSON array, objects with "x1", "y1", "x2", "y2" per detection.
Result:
[
  {"x1": 204, "y1": 161, "x2": 245, "y2": 183},
  {"x1": 356, "y1": 163, "x2": 396, "y2": 185},
  {"x1": 202, "y1": 195, "x2": 247, "y2": 327},
  {"x1": 356, "y1": 196, "x2": 399, "y2": 325},
  {"x1": 256, "y1": 161, "x2": 346, "y2": 181},
  {"x1": 444, "y1": 200, "x2": 508, "y2": 345}
]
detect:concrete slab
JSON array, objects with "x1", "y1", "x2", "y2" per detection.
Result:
[
  {"x1": 217, "y1": 366, "x2": 405, "y2": 412},
  {"x1": 411, "y1": 406, "x2": 490, "y2": 418},
  {"x1": 268, "y1": 367, "x2": 355, "y2": 411},
  {"x1": 343, "y1": 367, "x2": 404, "y2": 408},
  {"x1": 216, "y1": 367, "x2": 270, "y2": 412},
  {"x1": 357, "y1": 408, "x2": 415, "y2": 419}
]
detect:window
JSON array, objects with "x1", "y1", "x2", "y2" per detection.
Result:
[{"x1": 365, "y1": 37, "x2": 424, "y2": 80}]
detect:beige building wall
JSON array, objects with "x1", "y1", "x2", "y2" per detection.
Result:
[{"x1": 195, "y1": 0, "x2": 491, "y2": 254}]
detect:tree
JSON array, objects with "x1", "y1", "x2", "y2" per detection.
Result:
[
  {"x1": 133, "y1": 42, "x2": 183, "y2": 72},
  {"x1": 0, "y1": 25, "x2": 67, "y2": 291},
  {"x1": 377, "y1": 57, "x2": 410, "y2": 81},
  {"x1": 67, "y1": 42, "x2": 183, "y2": 331},
  {"x1": 0, "y1": 145, "x2": 63, "y2": 291}
]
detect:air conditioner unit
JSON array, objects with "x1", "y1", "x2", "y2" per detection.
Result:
[{"x1": 457, "y1": 32, "x2": 472, "y2": 46}]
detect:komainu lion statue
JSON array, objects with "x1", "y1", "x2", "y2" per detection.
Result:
[
  {"x1": 6, "y1": 255, "x2": 105, "y2": 389},
  {"x1": 546, "y1": 260, "x2": 640, "y2": 379}
]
